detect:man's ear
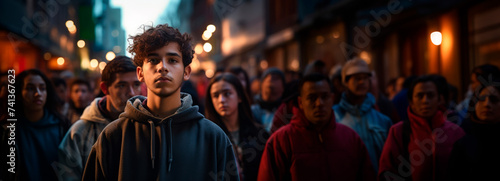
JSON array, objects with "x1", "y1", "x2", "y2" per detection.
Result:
[
  {"x1": 298, "y1": 96, "x2": 303, "y2": 110},
  {"x1": 137, "y1": 66, "x2": 144, "y2": 82},
  {"x1": 100, "y1": 82, "x2": 109, "y2": 95},
  {"x1": 183, "y1": 65, "x2": 191, "y2": 81}
]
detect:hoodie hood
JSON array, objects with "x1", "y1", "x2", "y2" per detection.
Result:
[
  {"x1": 119, "y1": 93, "x2": 204, "y2": 171},
  {"x1": 80, "y1": 97, "x2": 110, "y2": 124},
  {"x1": 338, "y1": 92, "x2": 376, "y2": 115}
]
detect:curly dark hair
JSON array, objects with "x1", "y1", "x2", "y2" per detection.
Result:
[{"x1": 128, "y1": 24, "x2": 194, "y2": 67}]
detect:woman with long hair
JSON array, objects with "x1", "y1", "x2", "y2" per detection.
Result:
[
  {"x1": 449, "y1": 73, "x2": 500, "y2": 181},
  {"x1": 1, "y1": 69, "x2": 69, "y2": 180},
  {"x1": 205, "y1": 73, "x2": 269, "y2": 181}
]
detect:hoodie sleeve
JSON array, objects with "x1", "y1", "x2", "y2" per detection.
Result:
[
  {"x1": 214, "y1": 135, "x2": 240, "y2": 181},
  {"x1": 257, "y1": 132, "x2": 291, "y2": 181},
  {"x1": 56, "y1": 127, "x2": 84, "y2": 181},
  {"x1": 356, "y1": 134, "x2": 376, "y2": 181}
]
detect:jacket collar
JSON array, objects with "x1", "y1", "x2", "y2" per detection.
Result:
[
  {"x1": 338, "y1": 92, "x2": 376, "y2": 115},
  {"x1": 290, "y1": 107, "x2": 337, "y2": 131}
]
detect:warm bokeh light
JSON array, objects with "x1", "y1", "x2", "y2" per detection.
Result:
[
  {"x1": 205, "y1": 69, "x2": 215, "y2": 78},
  {"x1": 194, "y1": 43, "x2": 203, "y2": 54},
  {"x1": 203, "y1": 42, "x2": 212, "y2": 52},
  {"x1": 333, "y1": 31, "x2": 340, "y2": 39},
  {"x1": 316, "y1": 35, "x2": 324, "y2": 44},
  {"x1": 106, "y1": 51, "x2": 116, "y2": 61},
  {"x1": 77, "y1": 40, "x2": 85, "y2": 48},
  {"x1": 431, "y1": 31, "x2": 442, "y2": 46},
  {"x1": 65, "y1": 20, "x2": 74, "y2": 28},
  {"x1": 290, "y1": 59, "x2": 299, "y2": 71},
  {"x1": 90, "y1": 59, "x2": 99, "y2": 68},
  {"x1": 99, "y1": 62, "x2": 107, "y2": 70},
  {"x1": 191, "y1": 55, "x2": 200, "y2": 71},
  {"x1": 202, "y1": 30, "x2": 212, "y2": 40},
  {"x1": 57, "y1": 57, "x2": 65, "y2": 65},
  {"x1": 360, "y1": 51, "x2": 371, "y2": 64},
  {"x1": 44, "y1": 52, "x2": 51, "y2": 60},
  {"x1": 207, "y1": 24, "x2": 216, "y2": 33}
]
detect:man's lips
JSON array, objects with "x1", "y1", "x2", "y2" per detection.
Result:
[
  {"x1": 155, "y1": 76, "x2": 172, "y2": 82},
  {"x1": 33, "y1": 99, "x2": 43, "y2": 104}
]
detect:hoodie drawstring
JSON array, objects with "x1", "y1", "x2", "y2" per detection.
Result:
[
  {"x1": 168, "y1": 119, "x2": 173, "y2": 172},
  {"x1": 148, "y1": 120, "x2": 156, "y2": 169}
]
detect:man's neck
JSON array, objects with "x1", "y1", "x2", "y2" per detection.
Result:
[
  {"x1": 222, "y1": 112, "x2": 239, "y2": 132},
  {"x1": 105, "y1": 96, "x2": 122, "y2": 121},
  {"x1": 346, "y1": 91, "x2": 366, "y2": 105},
  {"x1": 147, "y1": 90, "x2": 182, "y2": 118}
]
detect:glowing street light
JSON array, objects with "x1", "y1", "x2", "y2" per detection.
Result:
[
  {"x1": 90, "y1": 59, "x2": 99, "y2": 69},
  {"x1": 430, "y1": 31, "x2": 442, "y2": 46},
  {"x1": 57, "y1": 57, "x2": 65, "y2": 65},
  {"x1": 77, "y1": 40, "x2": 85, "y2": 48},
  {"x1": 194, "y1": 44, "x2": 203, "y2": 54},
  {"x1": 106, "y1": 51, "x2": 116, "y2": 61},
  {"x1": 99, "y1": 62, "x2": 107, "y2": 70},
  {"x1": 207, "y1": 24, "x2": 216, "y2": 33},
  {"x1": 202, "y1": 30, "x2": 212, "y2": 41},
  {"x1": 203, "y1": 42, "x2": 212, "y2": 53}
]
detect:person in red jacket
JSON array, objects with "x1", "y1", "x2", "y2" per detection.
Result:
[
  {"x1": 258, "y1": 73, "x2": 375, "y2": 181},
  {"x1": 378, "y1": 75, "x2": 465, "y2": 181}
]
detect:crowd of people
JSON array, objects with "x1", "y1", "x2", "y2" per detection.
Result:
[{"x1": 1, "y1": 24, "x2": 499, "y2": 181}]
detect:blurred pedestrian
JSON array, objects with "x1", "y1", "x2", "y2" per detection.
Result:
[
  {"x1": 449, "y1": 73, "x2": 500, "y2": 181},
  {"x1": 334, "y1": 58, "x2": 392, "y2": 172},
  {"x1": 258, "y1": 73, "x2": 375, "y2": 181},
  {"x1": 1, "y1": 69, "x2": 70, "y2": 180},
  {"x1": 205, "y1": 73, "x2": 269, "y2": 181},
  {"x1": 251, "y1": 67, "x2": 285, "y2": 132},
  {"x1": 227, "y1": 66, "x2": 252, "y2": 103},
  {"x1": 67, "y1": 79, "x2": 92, "y2": 124},
  {"x1": 378, "y1": 75, "x2": 465, "y2": 181},
  {"x1": 57, "y1": 56, "x2": 141, "y2": 181}
]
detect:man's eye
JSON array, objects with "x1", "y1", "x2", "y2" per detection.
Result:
[
  {"x1": 169, "y1": 59, "x2": 178, "y2": 63},
  {"x1": 148, "y1": 58, "x2": 160, "y2": 64}
]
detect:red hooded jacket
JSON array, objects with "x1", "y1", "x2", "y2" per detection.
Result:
[
  {"x1": 258, "y1": 107, "x2": 376, "y2": 181},
  {"x1": 378, "y1": 108, "x2": 465, "y2": 181}
]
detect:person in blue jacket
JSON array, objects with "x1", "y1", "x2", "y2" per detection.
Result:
[
  {"x1": 82, "y1": 24, "x2": 239, "y2": 181},
  {"x1": 333, "y1": 58, "x2": 392, "y2": 172}
]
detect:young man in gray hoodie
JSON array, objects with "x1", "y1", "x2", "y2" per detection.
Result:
[
  {"x1": 82, "y1": 24, "x2": 239, "y2": 181},
  {"x1": 56, "y1": 56, "x2": 142, "y2": 181}
]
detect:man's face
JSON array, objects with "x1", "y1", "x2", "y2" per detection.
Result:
[
  {"x1": 22, "y1": 75, "x2": 47, "y2": 111},
  {"x1": 70, "y1": 84, "x2": 90, "y2": 109},
  {"x1": 345, "y1": 73, "x2": 370, "y2": 96},
  {"x1": 105, "y1": 72, "x2": 142, "y2": 112},
  {"x1": 410, "y1": 81, "x2": 441, "y2": 119},
  {"x1": 137, "y1": 43, "x2": 190, "y2": 98},
  {"x1": 299, "y1": 80, "x2": 334, "y2": 125},
  {"x1": 475, "y1": 86, "x2": 500, "y2": 123},
  {"x1": 261, "y1": 74, "x2": 284, "y2": 102}
]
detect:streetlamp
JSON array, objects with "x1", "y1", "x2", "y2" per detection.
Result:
[{"x1": 430, "y1": 31, "x2": 442, "y2": 72}]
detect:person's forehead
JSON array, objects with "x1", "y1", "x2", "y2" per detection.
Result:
[
  {"x1": 481, "y1": 86, "x2": 500, "y2": 95},
  {"x1": 24, "y1": 75, "x2": 45, "y2": 84},
  {"x1": 113, "y1": 72, "x2": 138, "y2": 81},
  {"x1": 72, "y1": 84, "x2": 89, "y2": 90},
  {"x1": 148, "y1": 42, "x2": 181, "y2": 56},
  {"x1": 302, "y1": 81, "x2": 330, "y2": 92},
  {"x1": 414, "y1": 81, "x2": 437, "y2": 92},
  {"x1": 211, "y1": 81, "x2": 234, "y2": 92}
]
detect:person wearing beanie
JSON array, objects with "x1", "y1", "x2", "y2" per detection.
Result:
[
  {"x1": 251, "y1": 67, "x2": 285, "y2": 132},
  {"x1": 333, "y1": 58, "x2": 392, "y2": 173}
]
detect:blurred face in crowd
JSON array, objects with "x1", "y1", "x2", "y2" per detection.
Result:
[
  {"x1": 261, "y1": 74, "x2": 284, "y2": 102},
  {"x1": 410, "y1": 81, "x2": 441, "y2": 119},
  {"x1": 137, "y1": 43, "x2": 190, "y2": 98},
  {"x1": 55, "y1": 84, "x2": 67, "y2": 102},
  {"x1": 299, "y1": 80, "x2": 334, "y2": 125},
  {"x1": 103, "y1": 72, "x2": 142, "y2": 112},
  {"x1": 210, "y1": 80, "x2": 240, "y2": 118},
  {"x1": 475, "y1": 86, "x2": 500, "y2": 124},
  {"x1": 250, "y1": 79, "x2": 260, "y2": 97},
  {"x1": 22, "y1": 74, "x2": 47, "y2": 111},
  {"x1": 345, "y1": 73, "x2": 370, "y2": 96},
  {"x1": 70, "y1": 84, "x2": 91, "y2": 109}
]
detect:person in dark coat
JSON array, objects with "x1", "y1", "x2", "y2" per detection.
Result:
[
  {"x1": 448, "y1": 73, "x2": 500, "y2": 181},
  {"x1": 258, "y1": 73, "x2": 375, "y2": 181}
]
